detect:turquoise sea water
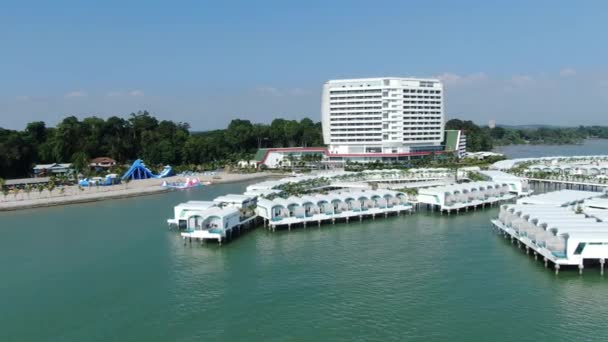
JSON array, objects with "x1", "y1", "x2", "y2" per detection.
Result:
[{"x1": 2, "y1": 144, "x2": 608, "y2": 341}]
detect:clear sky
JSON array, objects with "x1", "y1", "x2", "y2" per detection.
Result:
[{"x1": 1, "y1": 0, "x2": 607, "y2": 130}]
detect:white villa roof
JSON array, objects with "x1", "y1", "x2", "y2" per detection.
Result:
[
  {"x1": 33, "y1": 163, "x2": 72, "y2": 170},
  {"x1": 479, "y1": 170, "x2": 522, "y2": 181},
  {"x1": 176, "y1": 201, "x2": 216, "y2": 211},
  {"x1": 195, "y1": 206, "x2": 240, "y2": 218},
  {"x1": 419, "y1": 181, "x2": 506, "y2": 195},
  {"x1": 516, "y1": 190, "x2": 602, "y2": 206},
  {"x1": 213, "y1": 194, "x2": 255, "y2": 203}
]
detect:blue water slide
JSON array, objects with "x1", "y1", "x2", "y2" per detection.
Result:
[{"x1": 121, "y1": 159, "x2": 173, "y2": 180}]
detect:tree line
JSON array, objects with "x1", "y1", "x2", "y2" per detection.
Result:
[
  {"x1": 2, "y1": 111, "x2": 607, "y2": 179},
  {"x1": 0, "y1": 111, "x2": 323, "y2": 179}
]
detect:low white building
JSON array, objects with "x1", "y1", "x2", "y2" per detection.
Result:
[
  {"x1": 478, "y1": 170, "x2": 532, "y2": 196},
  {"x1": 255, "y1": 190, "x2": 412, "y2": 229},
  {"x1": 417, "y1": 181, "x2": 515, "y2": 211},
  {"x1": 493, "y1": 202, "x2": 608, "y2": 272}
]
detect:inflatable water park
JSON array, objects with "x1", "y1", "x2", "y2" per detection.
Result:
[
  {"x1": 78, "y1": 174, "x2": 121, "y2": 187},
  {"x1": 121, "y1": 159, "x2": 173, "y2": 180},
  {"x1": 162, "y1": 177, "x2": 210, "y2": 190}
]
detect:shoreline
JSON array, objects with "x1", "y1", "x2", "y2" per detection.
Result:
[{"x1": 0, "y1": 172, "x2": 280, "y2": 212}]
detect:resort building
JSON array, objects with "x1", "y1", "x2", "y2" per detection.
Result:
[
  {"x1": 322, "y1": 77, "x2": 444, "y2": 155},
  {"x1": 417, "y1": 181, "x2": 516, "y2": 212},
  {"x1": 255, "y1": 190, "x2": 413, "y2": 230},
  {"x1": 167, "y1": 201, "x2": 216, "y2": 229},
  {"x1": 252, "y1": 130, "x2": 464, "y2": 168},
  {"x1": 90, "y1": 157, "x2": 117, "y2": 171},
  {"x1": 168, "y1": 199, "x2": 257, "y2": 244},
  {"x1": 32, "y1": 163, "x2": 73, "y2": 177},
  {"x1": 493, "y1": 200, "x2": 608, "y2": 274},
  {"x1": 478, "y1": 170, "x2": 532, "y2": 196},
  {"x1": 213, "y1": 194, "x2": 257, "y2": 209}
]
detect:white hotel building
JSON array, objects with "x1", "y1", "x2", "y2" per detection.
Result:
[{"x1": 321, "y1": 77, "x2": 444, "y2": 159}]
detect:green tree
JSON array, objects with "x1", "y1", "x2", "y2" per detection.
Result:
[
  {"x1": 71, "y1": 151, "x2": 90, "y2": 176},
  {"x1": 47, "y1": 178, "x2": 56, "y2": 197}
]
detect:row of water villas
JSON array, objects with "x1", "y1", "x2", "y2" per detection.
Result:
[
  {"x1": 527, "y1": 164, "x2": 608, "y2": 176},
  {"x1": 492, "y1": 190, "x2": 608, "y2": 274},
  {"x1": 255, "y1": 190, "x2": 413, "y2": 230},
  {"x1": 417, "y1": 181, "x2": 517, "y2": 214}
]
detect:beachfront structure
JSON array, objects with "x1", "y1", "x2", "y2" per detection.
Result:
[
  {"x1": 252, "y1": 133, "x2": 465, "y2": 168},
  {"x1": 179, "y1": 206, "x2": 251, "y2": 244},
  {"x1": 463, "y1": 151, "x2": 504, "y2": 160},
  {"x1": 478, "y1": 170, "x2": 532, "y2": 196},
  {"x1": 213, "y1": 194, "x2": 257, "y2": 209},
  {"x1": 255, "y1": 190, "x2": 413, "y2": 230},
  {"x1": 417, "y1": 181, "x2": 516, "y2": 213},
  {"x1": 322, "y1": 77, "x2": 444, "y2": 155},
  {"x1": 493, "y1": 203, "x2": 608, "y2": 274},
  {"x1": 167, "y1": 201, "x2": 216, "y2": 229},
  {"x1": 526, "y1": 163, "x2": 608, "y2": 176},
  {"x1": 32, "y1": 163, "x2": 73, "y2": 177},
  {"x1": 90, "y1": 157, "x2": 116, "y2": 171}
]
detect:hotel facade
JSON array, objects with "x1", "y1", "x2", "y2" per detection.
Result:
[
  {"x1": 251, "y1": 77, "x2": 464, "y2": 168},
  {"x1": 321, "y1": 77, "x2": 444, "y2": 157}
]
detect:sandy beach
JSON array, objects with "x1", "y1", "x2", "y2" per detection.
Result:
[{"x1": 0, "y1": 172, "x2": 279, "y2": 212}]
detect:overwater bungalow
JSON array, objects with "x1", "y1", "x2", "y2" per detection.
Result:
[
  {"x1": 167, "y1": 201, "x2": 216, "y2": 229},
  {"x1": 493, "y1": 202, "x2": 608, "y2": 274},
  {"x1": 179, "y1": 206, "x2": 249, "y2": 244},
  {"x1": 417, "y1": 181, "x2": 515, "y2": 213},
  {"x1": 255, "y1": 190, "x2": 412, "y2": 230},
  {"x1": 515, "y1": 189, "x2": 602, "y2": 207},
  {"x1": 213, "y1": 194, "x2": 257, "y2": 209}
]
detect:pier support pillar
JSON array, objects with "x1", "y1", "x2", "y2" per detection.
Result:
[
  {"x1": 359, "y1": 215, "x2": 362, "y2": 222},
  {"x1": 579, "y1": 264, "x2": 584, "y2": 275},
  {"x1": 534, "y1": 251, "x2": 537, "y2": 260},
  {"x1": 218, "y1": 238, "x2": 222, "y2": 246},
  {"x1": 601, "y1": 259, "x2": 605, "y2": 276},
  {"x1": 555, "y1": 264, "x2": 560, "y2": 275},
  {"x1": 346, "y1": 217, "x2": 349, "y2": 223},
  {"x1": 303, "y1": 221, "x2": 307, "y2": 228},
  {"x1": 372, "y1": 214, "x2": 375, "y2": 220},
  {"x1": 332, "y1": 218, "x2": 335, "y2": 225},
  {"x1": 526, "y1": 246, "x2": 529, "y2": 255},
  {"x1": 318, "y1": 220, "x2": 321, "y2": 227},
  {"x1": 544, "y1": 258, "x2": 548, "y2": 268},
  {"x1": 288, "y1": 224, "x2": 291, "y2": 231}
]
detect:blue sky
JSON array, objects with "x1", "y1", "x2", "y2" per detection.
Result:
[{"x1": 1, "y1": 0, "x2": 607, "y2": 130}]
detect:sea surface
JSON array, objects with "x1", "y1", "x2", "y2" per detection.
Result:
[
  {"x1": 2, "y1": 144, "x2": 608, "y2": 341},
  {"x1": 494, "y1": 138, "x2": 608, "y2": 159}
]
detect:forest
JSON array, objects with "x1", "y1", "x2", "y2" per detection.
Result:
[
  {"x1": 0, "y1": 111, "x2": 323, "y2": 178},
  {"x1": 1, "y1": 111, "x2": 607, "y2": 179}
]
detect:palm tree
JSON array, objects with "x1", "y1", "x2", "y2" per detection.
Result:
[
  {"x1": 37, "y1": 184, "x2": 45, "y2": 198},
  {"x1": 124, "y1": 177, "x2": 131, "y2": 190},
  {"x1": 0, "y1": 178, "x2": 6, "y2": 202},
  {"x1": 24, "y1": 184, "x2": 32, "y2": 199},
  {"x1": 47, "y1": 181, "x2": 56, "y2": 198}
]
